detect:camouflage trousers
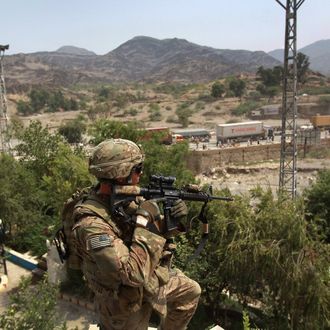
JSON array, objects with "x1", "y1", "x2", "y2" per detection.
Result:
[{"x1": 96, "y1": 269, "x2": 201, "y2": 330}]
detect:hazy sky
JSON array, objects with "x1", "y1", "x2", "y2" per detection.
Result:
[{"x1": 2, "y1": 0, "x2": 330, "y2": 55}]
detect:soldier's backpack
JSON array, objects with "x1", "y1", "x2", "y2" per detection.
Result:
[
  {"x1": 54, "y1": 185, "x2": 122, "y2": 271},
  {"x1": 54, "y1": 187, "x2": 92, "y2": 270}
]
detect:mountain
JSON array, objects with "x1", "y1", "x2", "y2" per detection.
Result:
[
  {"x1": 267, "y1": 49, "x2": 283, "y2": 62},
  {"x1": 4, "y1": 36, "x2": 281, "y2": 90},
  {"x1": 56, "y1": 45, "x2": 96, "y2": 56},
  {"x1": 268, "y1": 39, "x2": 330, "y2": 75}
]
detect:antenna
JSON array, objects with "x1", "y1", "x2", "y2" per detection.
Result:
[
  {"x1": 0, "y1": 44, "x2": 11, "y2": 154},
  {"x1": 276, "y1": 0, "x2": 305, "y2": 198}
]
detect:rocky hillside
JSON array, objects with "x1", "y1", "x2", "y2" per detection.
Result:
[
  {"x1": 4, "y1": 36, "x2": 280, "y2": 90},
  {"x1": 268, "y1": 39, "x2": 330, "y2": 76}
]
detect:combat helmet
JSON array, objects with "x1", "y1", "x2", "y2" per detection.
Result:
[{"x1": 89, "y1": 139, "x2": 145, "y2": 180}]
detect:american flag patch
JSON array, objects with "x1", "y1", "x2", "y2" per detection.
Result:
[{"x1": 87, "y1": 234, "x2": 113, "y2": 250}]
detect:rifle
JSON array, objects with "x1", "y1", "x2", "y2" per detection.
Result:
[{"x1": 113, "y1": 175, "x2": 233, "y2": 256}]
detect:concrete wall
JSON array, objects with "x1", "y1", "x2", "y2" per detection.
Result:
[
  {"x1": 186, "y1": 139, "x2": 330, "y2": 174},
  {"x1": 187, "y1": 144, "x2": 281, "y2": 173}
]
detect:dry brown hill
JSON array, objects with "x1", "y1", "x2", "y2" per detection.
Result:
[{"x1": 4, "y1": 36, "x2": 280, "y2": 91}]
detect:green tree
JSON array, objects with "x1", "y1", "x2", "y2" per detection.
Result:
[
  {"x1": 0, "y1": 276, "x2": 68, "y2": 330},
  {"x1": 256, "y1": 66, "x2": 283, "y2": 87},
  {"x1": 140, "y1": 141, "x2": 194, "y2": 187},
  {"x1": 256, "y1": 84, "x2": 280, "y2": 102},
  {"x1": 48, "y1": 90, "x2": 67, "y2": 112},
  {"x1": 175, "y1": 103, "x2": 191, "y2": 128},
  {"x1": 0, "y1": 153, "x2": 46, "y2": 254},
  {"x1": 68, "y1": 97, "x2": 79, "y2": 111},
  {"x1": 58, "y1": 116, "x2": 86, "y2": 144},
  {"x1": 29, "y1": 88, "x2": 50, "y2": 111},
  {"x1": 304, "y1": 169, "x2": 330, "y2": 243},
  {"x1": 228, "y1": 78, "x2": 246, "y2": 98},
  {"x1": 13, "y1": 121, "x2": 63, "y2": 177},
  {"x1": 211, "y1": 82, "x2": 225, "y2": 98},
  {"x1": 7, "y1": 120, "x2": 92, "y2": 255},
  {"x1": 297, "y1": 52, "x2": 310, "y2": 85},
  {"x1": 176, "y1": 188, "x2": 330, "y2": 329},
  {"x1": 16, "y1": 100, "x2": 34, "y2": 116},
  {"x1": 88, "y1": 119, "x2": 144, "y2": 145}
]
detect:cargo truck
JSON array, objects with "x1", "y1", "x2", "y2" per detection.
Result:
[
  {"x1": 310, "y1": 115, "x2": 330, "y2": 128},
  {"x1": 216, "y1": 121, "x2": 273, "y2": 143}
]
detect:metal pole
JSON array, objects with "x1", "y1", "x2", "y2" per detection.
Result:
[
  {"x1": 276, "y1": 0, "x2": 305, "y2": 198},
  {"x1": 0, "y1": 44, "x2": 11, "y2": 154}
]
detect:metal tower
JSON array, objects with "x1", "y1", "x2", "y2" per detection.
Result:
[
  {"x1": 0, "y1": 44, "x2": 11, "y2": 154},
  {"x1": 0, "y1": 219, "x2": 8, "y2": 278},
  {"x1": 276, "y1": 0, "x2": 305, "y2": 198}
]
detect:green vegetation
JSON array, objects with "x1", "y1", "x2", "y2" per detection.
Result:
[
  {"x1": 232, "y1": 100, "x2": 261, "y2": 116},
  {"x1": 297, "y1": 52, "x2": 310, "y2": 85},
  {"x1": 17, "y1": 88, "x2": 79, "y2": 115},
  {"x1": 58, "y1": 115, "x2": 87, "y2": 144},
  {"x1": 227, "y1": 77, "x2": 246, "y2": 98},
  {"x1": 305, "y1": 170, "x2": 330, "y2": 243},
  {"x1": 0, "y1": 276, "x2": 70, "y2": 329},
  {"x1": 175, "y1": 102, "x2": 192, "y2": 127},
  {"x1": 177, "y1": 187, "x2": 330, "y2": 329},
  {"x1": 211, "y1": 81, "x2": 225, "y2": 98},
  {"x1": 256, "y1": 66, "x2": 282, "y2": 101},
  {"x1": 153, "y1": 82, "x2": 197, "y2": 98},
  {"x1": 4, "y1": 73, "x2": 330, "y2": 328}
]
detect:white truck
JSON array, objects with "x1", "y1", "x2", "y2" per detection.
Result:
[{"x1": 216, "y1": 121, "x2": 273, "y2": 143}]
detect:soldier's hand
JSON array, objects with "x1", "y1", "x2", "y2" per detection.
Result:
[
  {"x1": 170, "y1": 199, "x2": 188, "y2": 219},
  {"x1": 135, "y1": 200, "x2": 161, "y2": 228}
]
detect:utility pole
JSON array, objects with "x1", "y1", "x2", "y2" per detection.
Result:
[
  {"x1": 0, "y1": 219, "x2": 8, "y2": 278},
  {"x1": 0, "y1": 44, "x2": 11, "y2": 154},
  {"x1": 276, "y1": 0, "x2": 305, "y2": 199}
]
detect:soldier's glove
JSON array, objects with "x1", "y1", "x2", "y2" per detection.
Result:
[
  {"x1": 170, "y1": 199, "x2": 188, "y2": 220},
  {"x1": 135, "y1": 200, "x2": 161, "y2": 228}
]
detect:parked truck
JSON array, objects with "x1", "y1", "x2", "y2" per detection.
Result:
[
  {"x1": 310, "y1": 115, "x2": 330, "y2": 128},
  {"x1": 216, "y1": 121, "x2": 273, "y2": 143}
]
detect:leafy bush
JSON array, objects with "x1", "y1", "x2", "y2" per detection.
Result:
[
  {"x1": 125, "y1": 108, "x2": 138, "y2": 116},
  {"x1": 0, "y1": 276, "x2": 68, "y2": 330},
  {"x1": 211, "y1": 82, "x2": 226, "y2": 98},
  {"x1": 176, "y1": 103, "x2": 192, "y2": 127},
  {"x1": 58, "y1": 116, "x2": 86, "y2": 144},
  {"x1": 232, "y1": 101, "x2": 260, "y2": 116},
  {"x1": 153, "y1": 83, "x2": 196, "y2": 97},
  {"x1": 176, "y1": 188, "x2": 330, "y2": 329},
  {"x1": 304, "y1": 169, "x2": 330, "y2": 243},
  {"x1": 149, "y1": 111, "x2": 162, "y2": 121}
]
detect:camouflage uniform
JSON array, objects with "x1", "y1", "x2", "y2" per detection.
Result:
[
  {"x1": 72, "y1": 195, "x2": 200, "y2": 330},
  {"x1": 72, "y1": 139, "x2": 200, "y2": 329}
]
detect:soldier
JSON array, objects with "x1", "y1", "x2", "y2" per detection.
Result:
[{"x1": 72, "y1": 138, "x2": 201, "y2": 330}]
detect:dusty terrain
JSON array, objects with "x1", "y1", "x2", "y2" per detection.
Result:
[{"x1": 197, "y1": 158, "x2": 330, "y2": 196}]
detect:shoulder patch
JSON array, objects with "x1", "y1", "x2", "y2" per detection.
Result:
[{"x1": 87, "y1": 234, "x2": 114, "y2": 250}]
